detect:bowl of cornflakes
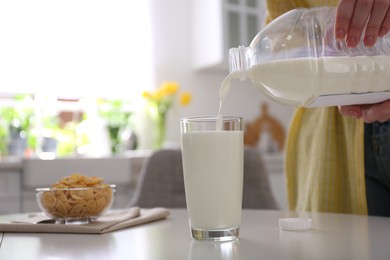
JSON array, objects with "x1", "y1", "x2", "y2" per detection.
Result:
[{"x1": 36, "y1": 173, "x2": 116, "y2": 224}]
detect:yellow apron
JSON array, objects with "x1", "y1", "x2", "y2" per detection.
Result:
[{"x1": 266, "y1": 0, "x2": 367, "y2": 214}]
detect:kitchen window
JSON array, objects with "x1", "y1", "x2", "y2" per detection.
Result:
[
  {"x1": 0, "y1": 0, "x2": 154, "y2": 99},
  {"x1": 0, "y1": 0, "x2": 153, "y2": 158}
]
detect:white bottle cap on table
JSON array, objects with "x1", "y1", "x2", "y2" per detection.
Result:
[{"x1": 279, "y1": 218, "x2": 312, "y2": 231}]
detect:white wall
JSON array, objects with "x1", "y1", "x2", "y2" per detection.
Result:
[{"x1": 149, "y1": 0, "x2": 295, "y2": 146}]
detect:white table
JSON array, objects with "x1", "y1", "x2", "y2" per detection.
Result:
[{"x1": 0, "y1": 209, "x2": 389, "y2": 260}]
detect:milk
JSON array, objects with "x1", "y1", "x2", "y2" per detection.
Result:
[
  {"x1": 181, "y1": 131, "x2": 243, "y2": 230},
  {"x1": 247, "y1": 55, "x2": 390, "y2": 106},
  {"x1": 216, "y1": 76, "x2": 234, "y2": 130}
]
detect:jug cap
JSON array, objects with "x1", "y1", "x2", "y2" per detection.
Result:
[
  {"x1": 279, "y1": 218, "x2": 312, "y2": 231},
  {"x1": 229, "y1": 46, "x2": 253, "y2": 76}
]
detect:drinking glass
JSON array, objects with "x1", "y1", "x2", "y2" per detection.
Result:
[{"x1": 180, "y1": 115, "x2": 243, "y2": 241}]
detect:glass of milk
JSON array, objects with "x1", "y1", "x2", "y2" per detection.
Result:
[{"x1": 180, "y1": 116, "x2": 243, "y2": 241}]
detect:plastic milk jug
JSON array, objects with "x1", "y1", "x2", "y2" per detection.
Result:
[{"x1": 227, "y1": 6, "x2": 390, "y2": 107}]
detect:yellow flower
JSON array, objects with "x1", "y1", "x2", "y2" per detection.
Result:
[
  {"x1": 161, "y1": 81, "x2": 179, "y2": 95},
  {"x1": 142, "y1": 81, "x2": 192, "y2": 149},
  {"x1": 142, "y1": 91, "x2": 152, "y2": 99},
  {"x1": 142, "y1": 81, "x2": 192, "y2": 111},
  {"x1": 153, "y1": 89, "x2": 164, "y2": 101},
  {"x1": 179, "y1": 91, "x2": 192, "y2": 106}
]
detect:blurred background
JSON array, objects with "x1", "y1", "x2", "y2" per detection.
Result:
[
  {"x1": 0, "y1": 0, "x2": 294, "y2": 157},
  {"x1": 0, "y1": 0, "x2": 293, "y2": 212}
]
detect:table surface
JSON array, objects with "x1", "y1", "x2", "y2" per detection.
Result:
[{"x1": 1, "y1": 209, "x2": 390, "y2": 260}]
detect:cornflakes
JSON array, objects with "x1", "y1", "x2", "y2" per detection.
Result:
[{"x1": 39, "y1": 173, "x2": 114, "y2": 219}]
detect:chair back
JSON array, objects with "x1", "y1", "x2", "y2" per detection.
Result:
[
  {"x1": 129, "y1": 149, "x2": 186, "y2": 208},
  {"x1": 129, "y1": 148, "x2": 279, "y2": 209},
  {"x1": 242, "y1": 147, "x2": 279, "y2": 209}
]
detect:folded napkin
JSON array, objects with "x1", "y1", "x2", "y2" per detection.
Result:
[{"x1": 0, "y1": 207, "x2": 170, "y2": 234}]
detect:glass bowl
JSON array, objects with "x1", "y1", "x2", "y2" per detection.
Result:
[{"x1": 36, "y1": 185, "x2": 116, "y2": 224}]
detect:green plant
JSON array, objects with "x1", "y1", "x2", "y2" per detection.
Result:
[
  {"x1": 0, "y1": 122, "x2": 8, "y2": 155},
  {"x1": 97, "y1": 99, "x2": 134, "y2": 154},
  {"x1": 0, "y1": 94, "x2": 35, "y2": 155}
]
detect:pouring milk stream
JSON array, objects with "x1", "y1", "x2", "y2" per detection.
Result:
[{"x1": 216, "y1": 76, "x2": 234, "y2": 130}]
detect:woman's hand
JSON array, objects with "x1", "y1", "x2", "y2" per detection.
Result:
[
  {"x1": 335, "y1": 1, "x2": 390, "y2": 122},
  {"x1": 339, "y1": 100, "x2": 390, "y2": 123},
  {"x1": 335, "y1": 0, "x2": 390, "y2": 47}
]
